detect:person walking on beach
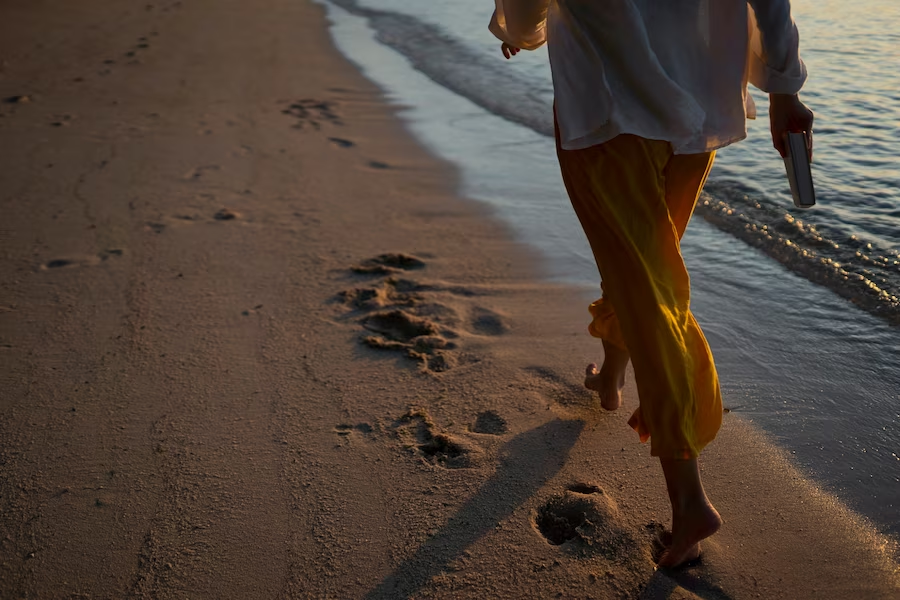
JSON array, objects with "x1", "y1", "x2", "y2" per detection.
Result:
[{"x1": 489, "y1": 0, "x2": 814, "y2": 568}]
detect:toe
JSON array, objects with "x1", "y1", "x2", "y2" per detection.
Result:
[{"x1": 585, "y1": 363, "x2": 598, "y2": 378}]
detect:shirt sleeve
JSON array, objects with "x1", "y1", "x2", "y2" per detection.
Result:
[
  {"x1": 488, "y1": 0, "x2": 550, "y2": 50},
  {"x1": 746, "y1": 0, "x2": 808, "y2": 94}
]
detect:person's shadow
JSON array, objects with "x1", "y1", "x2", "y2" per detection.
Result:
[
  {"x1": 641, "y1": 569, "x2": 733, "y2": 600},
  {"x1": 364, "y1": 418, "x2": 585, "y2": 599}
]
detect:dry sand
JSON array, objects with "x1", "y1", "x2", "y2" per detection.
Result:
[{"x1": 0, "y1": 0, "x2": 898, "y2": 598}]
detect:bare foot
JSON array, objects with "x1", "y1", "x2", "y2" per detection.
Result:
[
  {"x1": 584, "y1": 341, "x2": 629, "y2": 411},
  {"x1": 584, "y1": 363, "x2": 622, "y2": 410},
  {"x1": 657, "y1": 501, "x2": 722, "y2": 568}
]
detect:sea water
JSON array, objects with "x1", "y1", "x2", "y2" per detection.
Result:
[{"x1": 315, "y1": 0, "x2": 900, "y2": 539}]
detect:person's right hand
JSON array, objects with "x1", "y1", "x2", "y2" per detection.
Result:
[
  {"x1": 501, "y1": 42, "x2": 520, "y2": 59},
  {"x1": 769, "y1": 93, "x2": 815, "y2": 160}
]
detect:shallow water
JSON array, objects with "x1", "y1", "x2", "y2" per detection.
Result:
[{"x1": 316, "y1": 0, "x2": 900, "y2": 539}]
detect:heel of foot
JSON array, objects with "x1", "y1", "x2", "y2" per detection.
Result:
[{"x1": 600, "y1": 392, "x2": 622, "y2": 411}]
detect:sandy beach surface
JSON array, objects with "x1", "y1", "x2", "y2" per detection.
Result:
[{"x1": 1, "y1": 0, "x2": 898, "y2": 598}]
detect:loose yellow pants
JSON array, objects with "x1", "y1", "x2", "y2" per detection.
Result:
[{"x1": 556, "y1": 129, "x2": 723, "y2": 459}]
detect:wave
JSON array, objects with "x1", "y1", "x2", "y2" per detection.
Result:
[
  {"x1": 326, "y1": 0, "x2": 900, "y2": 326},
  {"x1": 698, "y1": 182, "x2": 900, "y2": 324}
]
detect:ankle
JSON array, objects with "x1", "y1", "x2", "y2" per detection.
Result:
[{"x1": 674, "y1": 495, "x2": 712, "y2": 515}]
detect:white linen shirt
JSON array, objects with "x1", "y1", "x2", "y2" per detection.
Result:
[{"x1": 489, "y1": 0, "x2": 808, "y2": 154}]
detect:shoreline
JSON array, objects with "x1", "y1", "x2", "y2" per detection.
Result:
[{"x1": 0, "y1": 0, "x2": 897, "y2": 597}]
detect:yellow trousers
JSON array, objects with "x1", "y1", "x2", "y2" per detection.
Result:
[{"x1": 556, "y1": 129, "x2": 722, "y2": 459}]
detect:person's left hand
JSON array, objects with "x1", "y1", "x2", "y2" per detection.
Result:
[
  {"x1": 769, "y1": 93, "x2": 815, "y2": 161},
  {"x1": 501, "y1": 43, "x2": 520, "y2": 59}
]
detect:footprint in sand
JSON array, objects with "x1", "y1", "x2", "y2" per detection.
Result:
[
  {"x1": 338, "y1": 277, "x2": 431, "y2": 312},
  {"x1": 334, "y1": 422, "x2": 374, "y2": 435},
  {"x1": 351, "y1": 253, "x2": 426, "y2": 276},
  {"x1": 393, "y1": 408, "x2": 481, "y2": 469},
  {"x1": 99, "y1": 249, "x2": 124, "y2": 260},
  {"x1": 469, "y1": 306, "x2": 509, "y2": 336},
  {"x1": 41, "y1": 250, "x2": 123, "y2": 271},
  {"x1": 241, "y1": 304, "x2": 264, "y2": 316},
  {"x1": 360, "y1": 310, "x2": 457, "y2": 372},
  {"x1": 340, "y1": 255, "x2": 515, "y2": 375},
  {"x1": 121, "y1": 36, "x2": 151, "y2": 64},
  {"x1": 361, "y1": 310, "x2": 440, "y2": 341},
  {"x1": 171, "y1": 214, "x2": 199, "y2": 223},
  {"x1": 338, "y1": 285, "x2": 390, "y2": 311},
  {"x1": 42, "y1": 257, "x2": 98, "y2": 270},
  {"x1": 340, "y1": 255, "x2": 492, "y2": 373},
  {"x1": 328, "y1": 137, "x2": 355, "y2": 148},
  {"x1": 367, "y1": 160, "x2": 390, "y2": 170},
  {"x1": 281, "y1": 99, "x2": 342, "y2": 130},
  {"x1": 470, "y1": 410, "x2": 508, "y2": 435},
  {"x1": 141, "y1": 213, "x2": 214, "y2": 233},
  {"x1": 333, "y1": 422, "x2": 376, "y2": 444},
  {"x1": 3, "y1": 95, "x2": 31, "y2": 105},
  {"x1": 50, "y1": 114, "x2": 74, "y2": 128},
  {"x1": 213, "y1": 208, "x2": 240, "y2": 221},
  {"x1": 419, "y1": 433, "x2": 475, "y2": 467},
  {"x1": 183, "y1": 165, "x2": 220, "y2": 180},
  {"x1": 534, "y1": 485, "x2": 637, "y2": 558}
]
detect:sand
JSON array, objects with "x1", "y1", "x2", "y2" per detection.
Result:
[{"x1": 0, "y1": 0, "x2": 898, "y2": 598}]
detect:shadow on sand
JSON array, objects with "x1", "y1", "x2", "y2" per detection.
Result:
[
  {"x1": 364, "y1": 418, "x2": 585, "y2": 599},
  {"x1": 641, "y1": 568, "x2": 734, "y2": 600}
]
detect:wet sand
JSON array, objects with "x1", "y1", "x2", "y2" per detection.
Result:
[{"x1": 0, "y1": 0, "x2": 898, "y2": 597}]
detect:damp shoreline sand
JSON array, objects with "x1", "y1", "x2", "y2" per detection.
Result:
[{"x1": 0, "y1": 0, "x2": 898, "y2": 597}]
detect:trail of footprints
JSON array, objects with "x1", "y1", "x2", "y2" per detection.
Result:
[
  {"x1": 40, "y1": 207, "x2": 244, "y2": 271},
  {"x1": 281, "y1": 98, "x2": 393, "y2": 170},
  {"x1": 332, "y1": 254, "x2": 683, "y2": 575},
  {"x1": 3, "y1": 1, "x2": 183, "y2": 127},
  {"x1": 331, "y1": 403, "x2": 668, "y2": 569},
  {"x1": 93, "y1": 25, "x2": 167, "y2": 78},
  {"x1": 333, "y1": 254, "x2": 512, "y2": 467},
  {"x1": 2, "y1": 26, "x2": 161, "y2": 127}
]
